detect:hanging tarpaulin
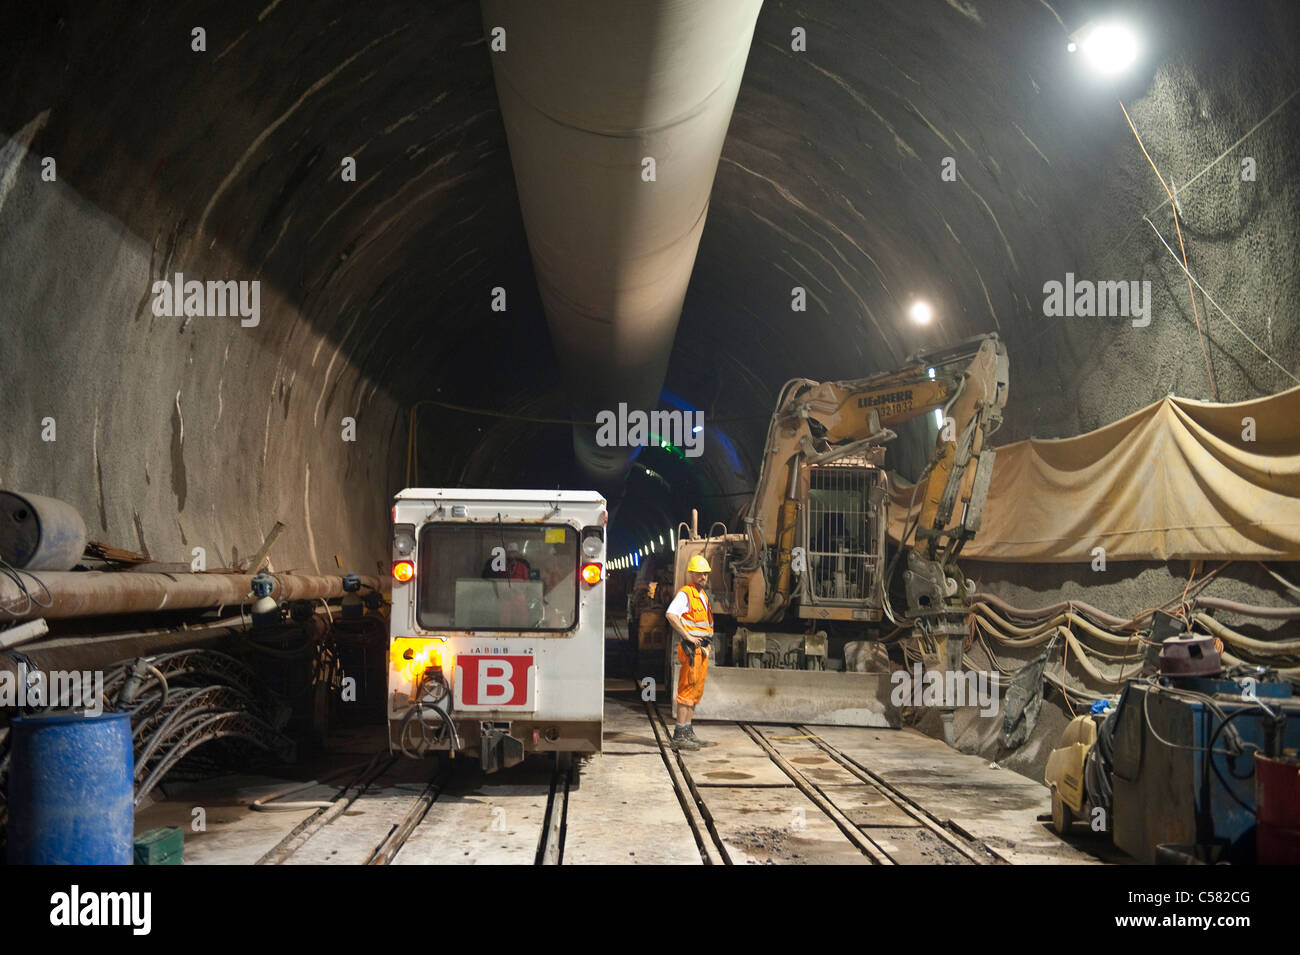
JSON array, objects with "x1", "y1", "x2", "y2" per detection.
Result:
[{"x1": 889, "y1": 385, "x2": 1300, "y2": 562}]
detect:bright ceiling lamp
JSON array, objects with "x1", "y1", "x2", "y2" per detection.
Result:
[
  {"x1": 909, "y1": 300, "x2": 933, "y2": 324},
  {"x1": 1071, "y1": 22, "x2": 1139, "y2": 76}
]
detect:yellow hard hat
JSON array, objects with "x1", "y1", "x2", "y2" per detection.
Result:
[{"x1": 686, "y1": 555, "x2": 711, "y2": 573}]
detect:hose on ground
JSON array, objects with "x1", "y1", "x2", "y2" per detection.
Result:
[{"x1": 250, "y1": 753, "x2": 385, "y2": 812}]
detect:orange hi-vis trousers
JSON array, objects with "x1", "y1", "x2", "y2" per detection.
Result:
[{"x1": 676, "y1": 641, "x2": 709, "y2": 706}]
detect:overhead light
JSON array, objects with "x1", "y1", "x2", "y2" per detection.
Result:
[
  {"x1": 1072, "y1": 22, "x2": 1139, "y2": 76},
  {"x1": 909, "y1": 300, "x2": 933, "y2": 324}
]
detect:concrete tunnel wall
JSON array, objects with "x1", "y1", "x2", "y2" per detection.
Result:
[{"x1": 0, "y1": 142, "x2": 402, "y2": 577}]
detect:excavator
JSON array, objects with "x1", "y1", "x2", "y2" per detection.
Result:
[{"x1": 672, "y1": 333, "x2": 1009, "y2": 736}]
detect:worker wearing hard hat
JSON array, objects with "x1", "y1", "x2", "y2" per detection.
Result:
[
  {"x1": 481, "y1": 541, "x2": 531, "y2": 581},
  {"x1": 665, "y1": 554, "x2": 713, "y2": 751}
]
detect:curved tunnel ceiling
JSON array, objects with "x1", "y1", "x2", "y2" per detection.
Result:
[{"x1": 2, "y1": 0, "x2": 1296, "y2": 570}]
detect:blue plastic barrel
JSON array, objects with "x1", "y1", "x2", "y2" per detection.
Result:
[{"x1": 6, "y1": 711, "x2": 135, "y2": 864}]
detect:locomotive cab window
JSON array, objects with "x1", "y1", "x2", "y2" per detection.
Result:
[{"x1": 416, "y1": 524, "x2": 580, "y2": 632}]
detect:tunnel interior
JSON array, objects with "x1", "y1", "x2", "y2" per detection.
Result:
[{"x1": 2, "y1": 0, "x2": 1300, "y2": 873}]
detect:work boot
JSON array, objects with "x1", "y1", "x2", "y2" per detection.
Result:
[
  {"x1": 671, "y1": 725, "x2": 702, "y2": 751},
  {"x1": 682, "y1": 724, "x2": 713, "y2": 748}
]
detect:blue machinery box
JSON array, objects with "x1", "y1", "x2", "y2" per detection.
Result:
[{"x1": 1111, "y1": 681, "x2": 1300, "y2": 863}]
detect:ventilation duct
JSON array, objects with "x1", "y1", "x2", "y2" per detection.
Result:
[{"x1": 482, "y1": 0, "x2": 764, "y2": 482}]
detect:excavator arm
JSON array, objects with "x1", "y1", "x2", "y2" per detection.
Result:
[
  {"x1": 720, "y1": 333, "x2": 1008, "y2": 625},
  {"x1": 670, "y1": 334, "x2": 1009, "y2": 731},
  {"x1": 875, "y1": 335, "x2": 1009, "y2": 566}
]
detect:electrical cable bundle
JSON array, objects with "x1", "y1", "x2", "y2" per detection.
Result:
[
  {"x1": 101, "y1": 648, "x2": 296, "y2": 806},
  {"x1": 0, "y1": 556, "x2": 53, "y2": 618}
]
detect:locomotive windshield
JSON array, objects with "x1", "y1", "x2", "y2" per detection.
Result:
[{"x1": 415, "y1": 523, "x2": 580, "y2": 632}]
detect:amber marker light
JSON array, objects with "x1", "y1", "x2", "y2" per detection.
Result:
[{"x1": 392, "y1": 637, "x2": 451, "y2": 684}]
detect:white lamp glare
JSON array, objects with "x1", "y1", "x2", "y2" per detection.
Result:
[
  {"x1": 909, "y1": 300, "x2": 933, "y2": 324},
  {"x1": 1078, "y1": 23, "x2": 1138, "y2": 76}
]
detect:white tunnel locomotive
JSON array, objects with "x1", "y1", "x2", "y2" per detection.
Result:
[{"x1": 387, "y1": 489, "x2": 607, "y2": 772}]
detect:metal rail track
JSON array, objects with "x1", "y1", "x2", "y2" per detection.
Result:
[
  {"x1": 738, "y1": 723, "x2": 892, "y2": 864},
  {"x1": 365, "y1": 765, "x2": 454, "y2": 865},
  {"x1": 782, "y1": 723, "x2": 1009, "y2": 864},
  {"x1": 788, "y1": 722, "x2": 1009, "y2": 864},
  {"x1": 645, "y1": 702, "x2": 729, "y2": 864},
  {"x1": 535, "y1": 757, "x2": 572, "y2": 866},
  {"x1": 647, "y1": 703, "x2": 1010, "y2": 865},
  {"x1": 256, "y1": 751, "x2": 575, "y2": 865},
  {"x1": 255, "y1": 753, "x2": 396, "y2": 865}
]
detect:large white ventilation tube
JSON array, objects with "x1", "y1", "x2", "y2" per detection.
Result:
[{"x1": 482, "y1": 0, "x2": 764, "y2": 482}]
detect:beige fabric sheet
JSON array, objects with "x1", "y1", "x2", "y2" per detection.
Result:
[{"x1": 888, "y1": 386, "x2": 1300, "y2": 562}]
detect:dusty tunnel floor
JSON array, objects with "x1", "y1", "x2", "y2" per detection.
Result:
[{"x1": 130, "y1": 691, "x2": 1117, "y2": 867}]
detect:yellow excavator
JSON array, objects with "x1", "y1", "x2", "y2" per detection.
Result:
[{"x1": 673, "y1": 333, "x2": 1009, "y2": 733}]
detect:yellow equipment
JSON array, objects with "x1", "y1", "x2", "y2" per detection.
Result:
[
  {"x1": 1045, "y1": 714, "x2": 1100, "y2": 833},
  {"x1": 673, "y1": 334, "x2": 1009, "y2": 730}
]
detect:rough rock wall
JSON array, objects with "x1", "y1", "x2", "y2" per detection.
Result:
[
  {"x1": 1004, "y1": 4, "x2": 1300, "y2": 439},
  {"x1": 926, "y1": 4, "x2": 1300, "y2": 773}
]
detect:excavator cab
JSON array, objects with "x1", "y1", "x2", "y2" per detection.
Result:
[{"x1": 800, "y1": 455, "x2": 889, "y2": 616}]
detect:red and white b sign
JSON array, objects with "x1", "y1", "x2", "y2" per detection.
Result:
[{"x1": 454, "y1": 655, "x2": 534, "y2": 709}]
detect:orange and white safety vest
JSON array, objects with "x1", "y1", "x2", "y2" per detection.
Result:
[{"x1": 676, "y1": 584, "x2": 713, "y2": 639}]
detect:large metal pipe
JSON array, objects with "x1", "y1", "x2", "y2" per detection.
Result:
[
  {"x1": 0, "y1": 571, "x2": 383, "y2": 622},
  {"x1": 0, "y1": 619, "x2": 243, "y2": 688},
  {"x1": 0, "y1": 491, "x2": 88, "y2": 571},
  {"x1": 482, "y1": 0, "x2": 764, "y2": 481}
]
